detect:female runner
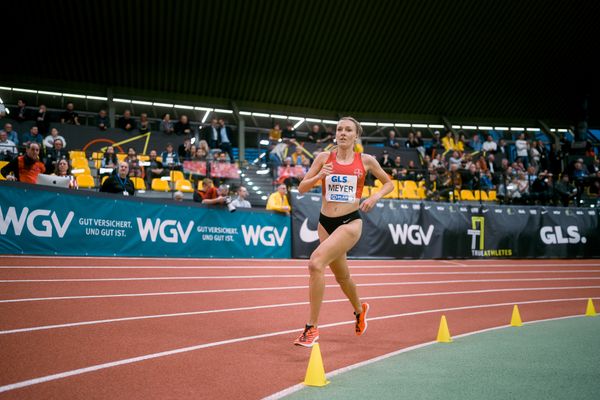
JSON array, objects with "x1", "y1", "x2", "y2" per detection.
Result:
[{"x1": 294, "y1": 117, "x2": 394, "y2": 347}]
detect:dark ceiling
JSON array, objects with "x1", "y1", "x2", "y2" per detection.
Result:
[{"x1": 3, "y1": 0, "x2": 599, "y2": 126}]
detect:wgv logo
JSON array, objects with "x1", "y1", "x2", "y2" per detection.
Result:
[
  {"x1": 0, "y1": 206, "x2": 73, "y2": 238},
  {"x1": 137, "y1": 218, "x2": 194, "y2": 243},
  {"x1": 540, "y1": 226, "x2": 587, "y2": 244},
  {"x1": 242, "y1": 225, "x2": 288, "y2": 247},
  {"x1": 388, "y1": 224, "x2": 434, "y2": 245}
]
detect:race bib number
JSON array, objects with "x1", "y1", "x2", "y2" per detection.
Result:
[{"x1": 325, "y1": 174, "x2": 357, "y2": 203}]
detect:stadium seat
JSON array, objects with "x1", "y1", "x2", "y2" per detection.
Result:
[
  {"x1": 138, "y1": 155, "x2": 150, "y2": 162},
  {"x1": 76, "y1": 174, "x2": 95, "y2": 188},
  {"x1": 460, "y1": 190, "x2": 475, "y2": 201},
  {"x1": 170, "y1": 170, "x2": 184, "y2": 182},
  {"x1": 488, "y1": 190, "x2": 497, "y2": 201},
  {"x1": 71, "y1": 158, "x2": 89, "y2": 169},
  {"x1": 69, "y1": 150, "x2": 86, "y2": 159},
  {"x1": 71, "y1": 165, "x2": 91, "y2": 176},
  {"x1": 176, "y1": 179, "x2": 194, "y2": 193},
  {"x1": 131, "y1": 177, "x2": 147, "y2": 190},
  {"x1": 362, "y1": 185, "x2": 371, "y2": 197},
  {"x1": 116, "y1": 153, "x2": 127, "y2": 162},
  {"x1": 151, "y1": 178, "x2": 171, "y2": 192},
  {"x1": 0, "y1": 161, "x2": 8, "y2": 180},
  {"x1": 101, "y1": 175, "x2": 109, "y2": 185},
  {"x1": 197, "y1": 180, "x2": 204, "y2": 190},
  {"x1": 91, "y1": 152, "x2": 104, "y2": 169}
]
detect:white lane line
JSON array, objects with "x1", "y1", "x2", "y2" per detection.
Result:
[
  {"x1": 2, "y1": 277, "x2": 600, "y2": 303},
  {"x1": 1, "y1": 263, "x2": 599, "y2": 269},
  {"x1": 2, "y1": 286, "x2": 600, "y2": 335},
  {"x1": 2, "y1": 270, "x2": 599, "y2": 283},
  {"x1": 1, "y1": 297, "x2": 598, "y2": 394},
  {"x1": 264, "y1": 314, "x2": 590, "y2": 399}
]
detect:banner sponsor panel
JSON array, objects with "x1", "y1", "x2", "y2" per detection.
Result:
[
  {"x1": 0, "y1": 183, "x2": 290, "y2": 258},
  {"x1": 291, "y1": 193, "x2": 599, "y2": 259}
]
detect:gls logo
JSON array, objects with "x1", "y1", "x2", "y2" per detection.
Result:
[
  {"x1": 137, "y1": 218, "x2": 194, "y2": 243},
  {"x1": 0, "y1": 206, "x2": 73, "y2": 238},
  {"x1": 330, "y1": 176, "x2": 348, "y2": 183},
  {"x1": 540, "y1": 226, "x2": 587, "y2": 245},
  {"x1": 388, "y1": 224, "x2": 434, "y2": 245},
  {"x1": 242, "y1": 225, "x2": 288, "y2": 247}
]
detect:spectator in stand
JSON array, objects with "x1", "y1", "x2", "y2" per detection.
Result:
[
  {"x1": 571, "y1": 159, "x2": 588, "y2": 179},
  {"x1": 117, "y1": 110, "x2": 137, "y2": 131},
  {"x1": 449, "y1": 163, "x2": 463, "y2": 191},
  {"x1": 43, "y1": 128, "x2": 67, "y2": 153},
  {"x1": 266, "y1": 184, "x2": 291, "y2": 215},
  {"x1": 1, "y1": 143, "x2": 45, "y2": 183},
  {"x1": 463, "y1": 164, "x2": 479, "y2": 190},
  {"x1": 379, "y1": 150, "x2": 393, "y2": 170},
  {"x1": 100, "y1": 161, "x2": 134, "y2": 196},
  {"x1": 427, "y1": 130, "x2": 444, "y2": 157},
  {"x1": 43, "y1": 138, "x2": 69, "y2": 173},
  {"x1": 160, "y1": 113, "x2": 174, "y2": 135},
  {"x1": 0, "y1": 130, "x2": 18, "y2": 161},
  {"x1": 529, "y1": 140, "x2": 541, "y2": 169},
  {"x1": 320, "y1": 126, "x2": 335, "y2": 144},
  {"x1": 174, "y1": 191, "x2": 185, "y2": 201},
  {"x1": 480, "y1": 170, "x2": 494, "y2": 190},
  {"x1": 204, "y1": 118, "x2": 220, "y2": 149},
  {"x1": 535, "y1": 140, "x2": 549, "y2": 171},
  {"x1": 430, "y1": 153, "x2": 443, "y2": 170},
  {"x1": 448, "y1": 151, "x2": 462, "y2": 168},
  {"x1": 442, "y1": 131, "x2": 458, "y2": 152},
  {"x1": 192, "y1": 147, "x2": 208, "y2": 161},
  {"x1": 385, "y1": 130, "x2": 400, "y2": 149},
  {"x1": 307, "y1": 124, "x2": 321, "y2": 143},
  {"x1": 230, "y1": 185, "x2": 251, "y2": 208},
  {"x1": 35, "y1": 104, "x2": 51, "y2": 135},
  {"x1": 124, "y1": 147, "x2": 143, "y2": 178},
  {"x1": 3, "y1": 123, "x2": 19, "y2": 147},
  {"x1": 96, "y1": 109, "x2": 109, "y2": 131},
  {"x1": 281, "y1": 123, "x2": 298, "y2": 144},
  {"x1": 269, "y1": 124, "x2": 282, "y2": 142},
  {"x1": 482, "y1": 135, "x2": 497, "y2": 153},
  {"x1": 60, "y1": 102, "x2": 80, "y2": 125},
  {"x1": 217, "y1": 118, "x2": 234, "y2": 162},
  {"x1": 515, "y1": 133, "x2": 529, "y2": 168},
  {"x1": 291, "y1": 145, "x2": 309, "y2": 166},
  {"x1": 21, "y1": 126, "x2": 43, "y2": 149},
  {"x1": 497, "y1": 139, "x2": 509, "y2": 161},
  {"x1": 145, "y1": 150, "x2": 164, "y2": 186},
  {"x1": 405, "y1": 131, "x2": 419, "y2": 149},
  {"x1": 456, "y1": 132, "x2": 467, "y2": 153},
  {"x1": 52, "y1": 159, "x2": 78, "y2": 189},
  {"x1": 178, "y1": 137, "x2": 192, "y2": 159},
  {"x1": 138, "y1": 113, "x2": 151, "y2": 134},
  {"x1": 174, "y1": 115, "x2": 192, "y2": 136},
  {"x1": 201, "y1": 183, "x2": 231, "y2": 206},
  {"x1": 530, "y1": 171, "x2": 552, "y2": 205},
  {"x1": 554, "y1": 174, "x2": 577, "y2": 206},
  {"x1": 102, "y1": 146, "x2": 118, "y2": 169},
  {"x1": 414, "y1": 130, "x2": 426, "y2": 156},
  {"x1": 469, "y1": 133, "x2": 482, "y2": 152},
  {"x1": 193, "y1": 178, "x2": 217, "y2": 202},
  {"x1": 11, "y1": 99, "x2": 30, "y2": 122},
  {"x1": 548, "y1": 143, "x2": 563, "y2": 177},
  {"x1": 392, "y1": 155, "x2": 403, "y2": 169},
  {"x1": 161, "y1": 143, "x2": 181, "y2": 170},
  {"x1": 406, "y1": 159, "x2": 420, "y2": 181},
  {"x1": 197, "y1": 140, "x2": 213, "y2": 161}
]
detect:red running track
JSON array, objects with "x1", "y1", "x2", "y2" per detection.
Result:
[{"x1": 0, "y1": 256, "x2": 599, "y2": 399}]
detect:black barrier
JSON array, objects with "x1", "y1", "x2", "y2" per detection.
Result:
[{"x1": 290, "y1": 193, "x2": 600, "y2": 259}]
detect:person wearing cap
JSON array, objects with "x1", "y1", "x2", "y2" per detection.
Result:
[{"x1": 428, "y1": 130, "x2": 444, "y2": 157}]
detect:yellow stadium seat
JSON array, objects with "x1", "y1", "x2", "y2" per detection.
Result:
[
  {"x1": 71, "y1": 158, "x2": 89, "y2": 169},
  {"x1": 69, "y1": 150, "x2": 86, "y2": 159},
  {"x1": 76, "y1": 174, "x2": 95, "y2": 189},
  {"x1": 156, "y1": 156, "x2": 163, "y2": 163},
  {"x1": 101, "y1": 175, "x2": 109, "y2": 185},
  {"x1": 71, "y1": 165, "x2": 91, "y2": 176},
  {"x1": 116, "y1": 153, "x2": 127, "y2": 162},
  {"x1": 170, "y1": 170, "x2": 184, "y2": 182},
  {"x1": 460, "y1": 190, "x2": 475, "y2": 201},
  {"x1": 417, "y1": 187, "x2": 426, "y2": 199},
  {"x1": 361, "y1": 185, "x2": 371, "y2": 198},
  {"x1": 487, "y1": 190, "x2": 497, "y2": 201},
  {"x1": 138, "y1": 155, "x2": 150, "y2": 162},
  {"x1": 131, "y1": 177, "x2": 147, "y2": 190},
  {"x1": 197, "y1": 180, "x2": 204, "y2": 190},
  {"x1": 151, "y1": 178, "x2": 171, "y2": 192},
  {"x1": 0, "y1": 161, "x2": 8, "y2": 180},
  {"x1": 176, "y1": 179, "x2": 194, "y2": 193},
  {"x1": 92, "y1": 152, "x2": 104, "y2": 169}
]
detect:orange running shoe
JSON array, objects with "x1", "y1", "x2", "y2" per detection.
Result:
[
  {"x1": 355, "y1": 303, "x2": 369, "y2": 336},
  {"x1": 294, "y1": 325, "x2": 319, "y2": 347}
]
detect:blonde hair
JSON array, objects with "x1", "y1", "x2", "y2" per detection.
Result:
[{"x1": 338, "y1": 116, "x2": 363, "y2": 138}]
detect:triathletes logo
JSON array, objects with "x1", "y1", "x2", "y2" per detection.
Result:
[
  {"x1": 467, "y1": 216, "x2": 512, "y2": 257},
  {"x1": 0, "y1": 206, "x2": 73, "y2": 238},
  {"x1": 299, "y1": 218, "x2": 319, "y2": 243},
  {"x1": 540, "y1": 226, "x2": 587, "y2": 244}
]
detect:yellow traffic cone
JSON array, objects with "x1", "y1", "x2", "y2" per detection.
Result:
[
  {"x1": 436, "y1": 315, "x2": 452, "y2": 343},
  {"x1": 585, "y1": 298, "x2": 597, "y2": 317},
  {"x1": 510, "y1": 305, "x2": 523, "y2": 327},
  {"x1": 303, "y1": 343, "x2": 330, "y2": 387}
]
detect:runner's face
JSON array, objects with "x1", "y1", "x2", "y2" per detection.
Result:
[{"x1": 336, "y1": 120, "x2": 356, "y2": 148}]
